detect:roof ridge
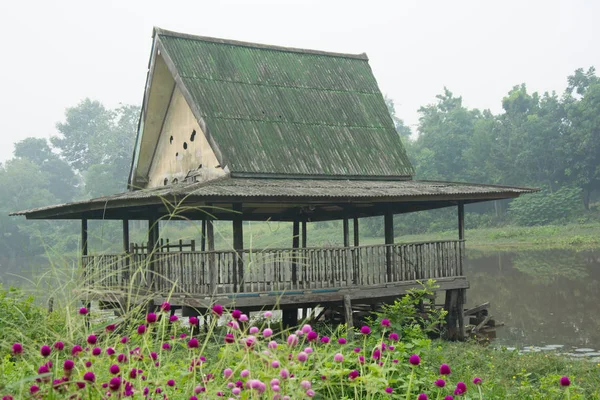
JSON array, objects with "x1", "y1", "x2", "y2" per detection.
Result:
[{"x1": 153, "y1": 27, "x2": 369, "y2": 61}]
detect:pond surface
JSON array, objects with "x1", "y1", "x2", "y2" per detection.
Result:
[{"x1": 464, "y1": 248, "x2": 600, "y2": 354}]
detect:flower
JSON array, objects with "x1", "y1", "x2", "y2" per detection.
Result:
[
  {"x1": 409, "y1": 354, "x2": 421, "y2": 366},
  {"x1": 146, "y1": 313, "x2": 157, "y2": 323},
  {"x1": 385, "y1": 387, "x2": 393, "y2": 394},
  {"x1": 263, "y1": 328, "x2": 273, "y2": 337},
  {"x1": 440, "y1": 364, "x2": 451, "y2": 375},
  {"x1": 389, "y1": 332, "x2": 399, "y2": 341},
  {"x1": 271, "y1": 360, "x2": 280, "y2": 368},
  {"x1": 360, "y1": 326, "x2": 371, "y2": 335},
  {"x1": 40, "y1": 345, "x2": 51, "y2": 357},
  {"x1": 249, "y1": 326, "x2": 259, "y2": 334},
  {"x1": 106, "y1": 324, "x2": 116, "y2": 332},
  {"x1": 149, "y1": 352, "x2": 157, "y2": 360},
  {"x1": 30, "y1": 385, "x2": 40, "y2": 394},
  {"x1": 167, "y1": 379, "x2": 175, "y2": 387},
  {"x1": 353, "y1": 347, "x2": 361, "y2": 353},
  {"x1": 307, "y1": 331, "x2": 318, "y2": 341},
  {"x1": 87, "y1": 335, "x2": 97, "y2": 345},
  {"x1": 12, "y1": 343, "x2": 23, "y2": 355},
  {"x1": 189, "y1": 316, "x2": 199, "y2": 326},
  {"x1": 109, "y1": 364, "x2": 120, "y2": 375},
  {"x1": 241, "y1": 369, "x2": 250, "y2": 378},
  {"x1": 373, "y1": 348, "x2": 382, "y2": 360},
  {"x1": 169, "y1": 315, "x2": 179, "y2": 322},
  {"x1": 121, "y1": 336, "x2": 129, "y2": 344},
  {"x1": 560, "y1": 376, "x2": 571, "y2": 387},
  {"x1": 301, "y1": 324, "x2": 312, "y2": 334},
  {"x1": 320, "y1": 336, "x2": 330, "y2": 344},
  {"x1": 54, "y1": 341, "x2": 64, "y2": 351},
  {"x1": 83, "y1": 372, "x2": 95, "y2": 383},
  {"x1": 137, "y1": 324, "x2": 147, "y2": 334},
  {"x1": 79, "y1": 307, "x2": 88, "y2": 315},
  {"x1": 264, "y1": 311, "x2": 273, "y2": 318},
  {"x1": 224, "y1": 333, "x2": 235, "y2": 344},
  {"x1": 338, "y1": 337, "x2": 347, "y2": 344},
  {"x1": 188, "y1": 338, "x2": 199, "y2": 348},
  {"x1": 63, "y1": 359, "x2": 75, "y2": 371},
  {"x1": 358, "y1": 355, "x2": 365, "y2": 364},
  {"x1": 287, "y1": 334, "x2": 299, "y2": 346},
  {"x1": 435, "y1": 379, "x2": 446, "y2": 388},
  {"x1": 381, "y1": 319, "x2": 391, "y2": 327},
  {"x1": 162, "y1": 342, "x2": 171, "y2": 350},
  {"x1": 334, "y1": 353, "x2": 344, "y2": 362},
  {"x1": 268, "y1": 340, "x2": 278, "y2": 349},
  {"x1": 109, "y1": 377, "x2": 121, "y2": 391},
  {"x1": 444, "y1": 397, "x2": 454, "y2": 400},
  {"x1": 418, "y1": 394, "x2": 428, "y2": 400},
  {"x1": 280, "y1": 369, "x2": 290, "y2": 379},
  {"x1": 92, "y1": 347, "x2": 102, "y2": 356},
  {"x1": 473, "y1": 377, "x2": 482, "y2": 385},
  {"x1": 239, "y1": 314, "x2": 249, "y2": 321},
  {"x1": 297, "y1": 351, "x2": 308, "y2": 362},
  {"x1": 72, "y1": 345, "x2": 83, "y2": 356},
  {"x1": 300, "y1": 380, "x2": 312, "y2": 390},
  {"x1": 106, "y1": 347, "x2": 115, "y2": 356},
  {"x1": 306, "y1": 389, "x2": 315, "y2": 397},
  {"x1": 212, "y1": 304, "x2": 224, "y2": 316},
  {"x1": 245, "y1": 336, "x2": 257, "y2": 348},
  {"x1": 231, "y1": 309, "x2": 242, "y2": 319},
  {"x1": 348, "y1": 370, "x2": 360, "y2": 380},
  {"x1": 161, "y1": 302, "x2": 171, "y2": 312},
  {"x1": 454, "y1": 382, "x2": 467, "y2": 395}
]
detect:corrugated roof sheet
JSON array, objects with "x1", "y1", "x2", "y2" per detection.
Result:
[
  {"x1": 11, "y1": 177, "x2": 537, "y2": 219},
  {"x1": 156, "y1": 30, "x2": 414, "y2": 177}
]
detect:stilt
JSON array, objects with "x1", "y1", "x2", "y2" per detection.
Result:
[
  {"x1": 343, "y1": 295, "x2": 354, "y2": 340},
  {"x1": 445, "y1": 289, "x2": 465, "y2": 341}
]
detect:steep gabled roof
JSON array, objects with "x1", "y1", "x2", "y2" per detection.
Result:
[{"x1": 129, "y1": 28, "x2": 414, "y2": 188}]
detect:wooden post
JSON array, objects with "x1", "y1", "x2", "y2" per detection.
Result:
[
  {"x1": 207, "y1": 213, "x2": 216, "y2": 295},
  {"x1": 232, "y1": 203, "x2": 244, "y2": 293},
  {"x1": 458, "y1": 201, "x2": 465, "y2": 240},
  {"x1": 122, "y1": 219, "x2": 129, "y2": 253},
  {"x1": 201, "y1": 219, "x2": 206, "y2": 252},
  {"x1": 344, "y1": 295, "x2": 354, "y2": 340},
  {"x1": 81, "y1": 219, "x2": 88, "y2": 256},
  {"x1": 292, "y1": 220, "x2": 299, "y2": 286},
  {"x1": 148, "y1": 216, "x2": 159, "y2": 290},
  {"x1": 384, "y1": 211, "x2": 394, "y2": 282},
  {"x1": 445, "y1": 289, "x2": 465, "y2": 341},
  {"x1": 301, "y1": 220, "x2": 307, "y2": 248},
  {"x1": 343, "y1": 217, "x2": 349, "y2": 247},
  {"x1": 353, "y1": 217, "x2": 359, "y2": 247}
]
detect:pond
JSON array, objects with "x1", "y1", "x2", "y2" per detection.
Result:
[{"x1": 464, "y1": 248, "x2": 600, "y2": 355}]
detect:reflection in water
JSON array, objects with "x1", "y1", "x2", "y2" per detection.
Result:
[{"x1": 465, "y1": 248, "x2": 600, "y2": 350}]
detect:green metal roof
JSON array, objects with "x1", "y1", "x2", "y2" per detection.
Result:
[{"x1": 156, "y1": 29, "x2": 414, "y2": 178}]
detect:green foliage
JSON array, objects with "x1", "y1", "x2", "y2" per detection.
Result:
[
  {"x1": 508, "y1": 187, "x2": 582, "y2": 226},
  {"x1": 0, "y1": 285, "x2": 48, "y2": 344}
]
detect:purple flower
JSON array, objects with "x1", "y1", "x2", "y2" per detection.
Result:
[
  {"x1": 263, "y1": 328, "x2": 273, "y2": 338},
  {"x1": 189, "y1": 316, "x2": 199, "y2": 326},
  {"x1": 137, "y1": 324, "x2": 147, "y2": 334},
  {"x1": 473, "y1": 377, "x2": 482, "y2": 385},
  {"x1": 109, "y1": 377, "x2": 121, "y2": 391},
  {"x1": 334, "y1": 353, "x2": 344, "y2": 362},
  {"x1": 307, "y1": 331, "x2": 318, "y2": 342},
  {"x1": 440, "y1": 363, "x2": 451, "y2": 375},
  {"x1": 381, "y1": 319, "x2": 391, "y2": 327},
  {"x1": 454, "y1": 382, "x2": 467, "y2": 395},
  {"x1": 106, "y1": 324, "x2": 116, "y2": 332},
  {"x1": 40, "y1": 345, "x2": 51, "y2": 357},
  {"x1": 169, "y1": 315, "x2": 179, "y2": 322},
  {"x1": 264, "y1": 311, "x2": 273, "y2": 318},
  {"x1": 120, "y1": 336, "x2": 129, "y2": 344},
  {"x1": 389, "y1": 332, "x2": 399, "y2": 341},
  {"x1": 224, "y1": 333, "x2": 235, "y2": 344},
  {"x1": 358, "y1": 355, "x2": 365, "y2": 364},
  {"x1": 118, "y1": 353, "x2": 128, "y2": 363},
  {"x1": 306, "y1": 389, "x2": 315, "y2": 397},
  {"x1": 109, "y1": 364, "x2": 120, "y2": 375},
  {"x1": 360, "y1": 326, "x2": 371, "y2": 335},
  {"x1": 444, "y1": 397, "x2": 454, "y2": 400},
  {"x1": 12, "y1": 343, "x2": 23, "y2": 355},
  {"x1": 249, "y1": 326, "x2": 259, "y2": 334},
  {"x1": 241, "y1": 369, "x2": 250, "y2": 378},
  {"x1": 435, "y1": 379, "x2": 446, "y2": 388},
  {"x1": 239, "y1": 314, "x2": 248, "y2": 321},
  {"x1": 301, "y1": 324, "x2": 312, "y2": 334},
  {"x1": 297, "y1": 351, "x2": 308, "y2": 362},
  {"x1": 72, "y1": 345, "x2": 83, "y2": 356},
  {"x1": 320, "y1": 336, "x2": 330, "y2": 344},
  {"x1": 385, "y1": 387, "x2": 393, "y2": 394},
  {"x1": 87, "y1": 335, "x2": 97, "y2": 345},
  {"x1": 188, "y1": 338, "x2": 199, "y2": 348},
  {"x1": 161, "y1": 302, "x2": 171, "y2": 312},
  {"x1": 92, "y1": 347, "x2": 102, "y2": 356},
  {"x1": 560, "y1": 376, "x2": 571, "y2": 387},
  {"x1": 63, "y1": 359, "x2": 75, "y2": 371},
  {"x1": 231, "y1": 309, "x2": 242, "y2": 319},
  {"x1": 106, "y1": 347, "x2": 115, "y2": 356},
  {"x1": 212, "y1": 304, "x2": 223, "y2": 316},
  {"x1": 83, "y1": 372, "x2": 95, "y2": 382},
  {"x1": 29, "y1": 385, "x2": 40, "y2": 394},
  {"x1": 373, "y1": 348, "x2": 382, "y2": 360},
  {"x1": 54, "y1": 342, "x2": 64, "y2": 351},
  {"x1": 167, "y1": 379, "x2": 175, "y2": 387},
  {"x1": 79, "y1": 307, "x2": 88, "y2": 315},
  {"x1": 338, "y1": 337, "x2": 347, "y2": 344},
  {"x1": 287, "y1": 334, "x2": 299, "y2": 346},
  {"x1": 85, "y1": 361, "x2": 92, "y2": 367},
  {"x1": 353, "y1": 347, "x2": 361, "y2": 353},
  {"x1": 418, "y1": 394, "x2": 428, "y2": 400},
  {"x1": 280, "y1": 369, "x2": 290, "y2": 379},
  {"x1": 162, "y1": 343, "x2": 171, "y2": 350},
  {"x1": 348, "y1": 370, "x2": 360, "y2": 380},
  {"x1": 146, "y1": 313, "x2": 157, "y2": 323},
  {"x1": 409, "y1": 354, "x2": 421, "y2": 366}
]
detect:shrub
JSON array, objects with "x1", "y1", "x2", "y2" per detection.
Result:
[{"x1": 508, "y1": 187, "x2": 582, "y2": 226}]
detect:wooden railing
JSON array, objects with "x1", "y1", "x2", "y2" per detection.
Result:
[{"x1": 82, "y1": 240, "x2": 464, "y2": 295}]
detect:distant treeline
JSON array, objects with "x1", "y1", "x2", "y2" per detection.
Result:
[{"x1": 1, "y1": 67, "x2": 599, "y2": 261}]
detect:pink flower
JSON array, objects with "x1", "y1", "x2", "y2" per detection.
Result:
[
  {"x1": 245, "y1": 336, "x2": 257, "y2": 348},
  {"x1": 79, "y1": 307, "x2": 88, "y2": 315},
  {"x1": 120, "y1": 336, "x2": 129, "y2": 344},
  {"x1": 385, "y1": 387, "x2": 393, "y2": 394},
  {"x1": 167, "y1": 379, "x2": 175, "y2": 387},
  {"x1": 454, "y1": 382, "x2": 467, "y2": 395},
  {"x1": 300, "y1": 380, "x2": 311, "y2": 390},
  {"x1": 440, "y1": 364, "x2": 451, "y2": 375},
  {"x1": 360, "y1": 326, "x2": 371, "y2": 335},
  {"x1": 409, "y1": 354, "x2": 421, "y2": 366},
  {"x1": 334, "y1": 353, "x2": 344, "y2": 362},
  {"x1": 473, "y1": 377, "x2": 482, "y2": 385},
  {"x1": 264, "y1": 311, "x2": 273, "y2": 318},
  {"x1": 231, "y1": 309, "x2": 242, "y2": 319},
  {"x1": 417, "y1": 394, "x2": 428, "y2": 400},
  {"x1": 106, "y1": 324, "x2": 116, "y2": 332},
  {"x1": 137, "y1": 324, "x2": 147, "y2": 334},
  {"x1": 160, "y1": 302, "x2": 171, "y2": 312},
  {"x1": 306, "y1": 389, "x2": 315, "y2": 397},
  {"x1": 12, "y1": 343, "x2": 23, "y2": 355},
  {"x1": 263, "y1": 328, "x2": 273, "y2": 337},
  {"x1": 109, "y1": 377, "x2": 121, "y2": 391},
  {"x1": 30, "y1": 385, "x2": 40, "y2": 394},
  {"x1": 271, "y1": 360, "x2": 280, "y2": 368},
  {"x1": 189, "y1": 316, "x2": 199, "y2": 326},
  {"x1": 381, "y1": 319, "x2": 391, "y2": 327},
  {"x1": 297, "y1": 351, "x2": 308, "y2": 362},
  {"x1": 224, "y1": 333, "x2": 235, "y2": 344},
  {"x1": 240, "y1": 314, "x2": 248, "y2": 321},
  {"x1": 188, "y1": 338, "x2": 199, "y2": 348},
  {"x1": 353, "y1": 347, "x2": 361, "y2": 353},
  {"x1": 389, "y1": 332, "x2": 399, "y2": 341},
  {"x1": 358, "y1": 355, "x2": 365, "y2": 364},
  {"x1": 71, "y1": 345, "x2": 83, "y2": 356},
  {"x1": 106, "y1": 347, "x2": 115, "y2": 356},
  {"x1": 249, "y1": 326, "x2": 259, "y2": 334},
  {"x1": 372, "y1": 348, "x2": 381, "y2": 360},
  {"x1": 92, "y1": 347, "x2": 102, "y2": 356},
  {"x1": 87, "y1": 335, "x2": 97, "y2": 345},
  {"x1": 146, "y1": 313, "x2": 157, "y2": 323},
  {"x1": 320, "y1": 336, "x2": 330, "y2": 344},
  {"x1": 348, "y1": 370, "x2": 360, "y2": 380},
  {"x1": 301, "y1": 324, "x2": 312, "y2": 334},
  {"x1": 287, "y1": 334, "x2": 299, "y2": 346},
  {"x1": 268, "y1": 340, "x2": 278, "y2": 349},
  {"x1": 212, "y1": 304, "x2": 223, "y2": 316},
  {"x1": 338, "y1": 338, "x2": 347, "y2": 344},
  {"x1": 560, "y1": 376, "x2": 570, "y2": 387},
  {"x1": 279, "y1": 369, "x2": 290, "y2": 379},
  {"x1": 162, "y1": 343, "x2": 171, "y2": 350},
  {"x1": 307, "y1": 331, "x2": 318, "y2": 342},
  {"x1": 444, "y1": 397, "x2": 454, "y2": 400},
  {"x1": 435, "y1": 379, "x2": 446, "y2": 388},
  {"x1": 40, "y1": 345, "x2": 51, "y2": 357},
  {"x1": 169, "y1": 315, "x2": 179, "y2": 322},
  {"x1": 54, "y1": 342, "x2": 64, "y2": 351},
  {"x1": 241, "y1": 369, "x2": 250, "y2": 378}
]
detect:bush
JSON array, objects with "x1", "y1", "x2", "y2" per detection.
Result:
[{"x1": 508, "y1": 187, "x2": 582, "y2": 226}]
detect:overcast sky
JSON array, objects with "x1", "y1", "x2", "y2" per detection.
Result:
[{"x1": 0, "y1": 0, "x2": 598, "y2": 163}]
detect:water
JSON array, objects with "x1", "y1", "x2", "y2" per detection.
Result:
[{"x1": 465, "y1": 248, "x2": 600, "y2": 355}]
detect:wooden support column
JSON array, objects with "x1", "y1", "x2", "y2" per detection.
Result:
[
  {"x1": 445, "y1": 289, "x2": 465, "y2": 341},
  {"x1": 147, "y1": 216, "x2": 159, "y2": 290},
  {"x1": 342, "y1": 217, "x2": 353, "y2": 286},
  {"x1": 292, "y1": 220, "x2": 300, "y2": 286},
  {"x1": 232, "y1": 204, "x2": 244, "y2": 293},
  {"x1": 343, "y1": 217, "x2": 350, "y2": 247},
  {"x1": 81, "y1": 218, "x2": 89, "y2": 311},
  {"x1": 201, "y1": 219, "x2": 206, "y2": 252},
  {"x1": 384, "y1": 211, "x2": 394, "y2": 282},
  {"x1": 353, "y1": 217, "x2": 359, "y2": 247},
  {"x1": 458, "y1": 201, "x2": 465, "y2": 240},
  {"x1": 207, "y1": 211, "x2": 216, "y2": 295},
  {"x1": 344, "y1": 295, "x2": 354, "y2": 340},
  {"x1": 81, "y1": 219, "x2": 88, "y2": 257},
  {"x1": 301, "y1": 221, "x2": 307, "y2": 248},
  {"x1": 122, "y1": 219, "x2": 130, "y2": 253}
]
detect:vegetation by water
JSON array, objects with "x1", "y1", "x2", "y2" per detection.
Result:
[{"x1": 0, "y1": 283, "x2": 597, "y2": 399}]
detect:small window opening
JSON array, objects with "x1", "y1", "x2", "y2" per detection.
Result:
[
  {"x1": 169, "y1": 136, "x2": 173, "y2": 144},
  {"x1": 190, "y1": 130, "x2": 196, "y2": 141},
  {"x1": 183, "y1": 142, "x2": 188, "y2": 150},
  {"x1": 163, "y1": 178, "x2": 168, "y2": 186}
]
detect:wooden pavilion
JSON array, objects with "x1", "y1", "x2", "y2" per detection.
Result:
[{"x1": 11, "y1": 28, "x2": 535, "y2": 339}]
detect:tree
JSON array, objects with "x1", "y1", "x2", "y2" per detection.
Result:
[{"x1": 384, "y1": 96, "x2": 412, "y2": 137}]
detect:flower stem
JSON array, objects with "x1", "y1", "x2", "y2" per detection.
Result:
[
  {"x1": 405, "y1": 367, "x2": 415, "y2": 400},
  {"x1": 478, "y1": 385, "x2": 483, "y2": 400}
]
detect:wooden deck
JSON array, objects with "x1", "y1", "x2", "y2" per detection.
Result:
[{"x1": 82, "y1": 240, "x2": 466, "y2": 308}]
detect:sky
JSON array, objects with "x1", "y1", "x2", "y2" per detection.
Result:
[{"x1": 0, "y1": 0, "x2": 599, "y2": 162}]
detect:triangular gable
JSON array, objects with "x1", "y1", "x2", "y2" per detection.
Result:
[{"x1": 129, "y1": 28, "x2": 414, "y2": 189}]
